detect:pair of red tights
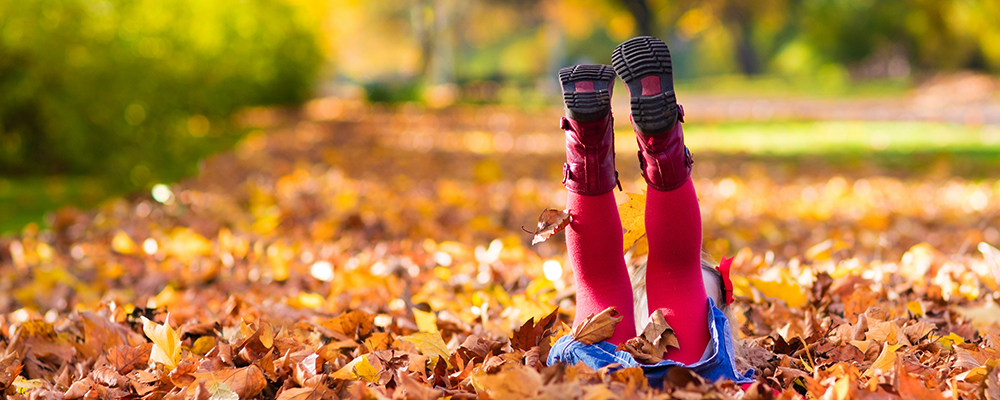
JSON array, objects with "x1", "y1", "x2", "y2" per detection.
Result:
[{"x1": 566, "y1": 179, "x2": 709, "y2": 364}]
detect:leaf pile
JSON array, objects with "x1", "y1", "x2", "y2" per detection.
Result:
[{"x1": 1, "y1": 102, "x2": 1000, "y2": 398}]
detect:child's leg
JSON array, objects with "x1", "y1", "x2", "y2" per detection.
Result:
[
  {"x1": 559, "y1": 65, "x2": 636, "y2": 344},
  {"x1": 645, "y1": 179, "x2": 710, "y2": 364},
  {"x1": 613, "y1": 37, "x2": 709, "y2": 363},
  {"x1": 566, "y1": 191, "x2": 635, "y2": 344}
]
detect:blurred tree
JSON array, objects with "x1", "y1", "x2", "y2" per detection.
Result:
[{"x1": 0, "y1": 0, "x2": 322, "y2": 186}]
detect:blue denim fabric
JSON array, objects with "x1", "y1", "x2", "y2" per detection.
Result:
[{"x1": 547, "y1": 298, "x2": 755, "y2": 387}]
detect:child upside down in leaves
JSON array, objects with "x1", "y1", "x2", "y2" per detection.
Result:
[{"x1": 545, "y1": 36, "x2": 756, "y2": 388}]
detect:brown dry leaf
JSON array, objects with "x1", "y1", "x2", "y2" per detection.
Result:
[
  {"x1": 569, "y1": 307, "x2": 622, "y2": 345},
  {"x1": 108, "y1": 343, "x2": 152, "y2": 375},
  {"x1": 90, "y1": 365, "x2": 125, "y2": 388},
  {"x1": 529, "y1": 208, "x2": 572, "y2": 245},
  {"x1": 619, "y1": 337, "x2": 663, "y2": 364},
  {"x1": 322, "y1": 310, "x2": 375, "y2": 338},
  {"x1": 510, "y1": 307, "x2": 559, "y2": 351},
  {"x1": 641, "y1": 309, "x2": 680, "y2": 354},
  {"x1": 278, "y1": 385, "x2": 338, "y2": 400},
  {"x1": 190, "y1": 365, "x2": 267, "y2": 399},
  {"x1": 476, "y1": 364, "x2": 542, "y2": 398}
]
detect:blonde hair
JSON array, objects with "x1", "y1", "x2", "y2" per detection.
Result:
[{"x1": 629, "y1": 253, "x2": 749, "y2": 368}]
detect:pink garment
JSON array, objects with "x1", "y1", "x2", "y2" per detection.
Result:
[
  {"x1": 565, "y1": 178, "x2": 710, "y2": 362},
  {"x1": 566, "y1": 191, "x2": 636, "y2": 344},
  {"x1": 644, "y1": 179, "x2": 710, "y2": 364}
]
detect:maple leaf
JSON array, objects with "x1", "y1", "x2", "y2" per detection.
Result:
[
  {"x1": 510, "y1": 307, "x2": 559, "y2": 351},
  {"x1": 864, "y1": 343, "x2": 902, "y2": 377},
  {"x1": 190, "y1": 365, "x2": 267, "y2": 399},
  {"x1": 141, "y1": 315, "x2": 182, "y2": 370},
  {"x1": 618, "y1": 191, "x2": 648, "y2": 254},
  {"x1": 569, "y1": 307, "x2": 622, "y2": 345},
  {"x1": 330, "y1": 355, "x2": 379, "y2": 382},
  {"x1": 399, "y1": 332, "x2": 451, "y2": 367},
  {"x1": 527, "y1": 208, "x2": 572, "y2": 245}
]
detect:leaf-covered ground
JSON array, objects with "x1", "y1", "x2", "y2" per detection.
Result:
[{"x1": 2, "y1": 100, "x2": 1000, "y2": 399}]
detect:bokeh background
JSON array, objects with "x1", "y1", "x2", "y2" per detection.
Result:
[{"x1": 2, "y1": 0, "x2": 1000, "y2": 247}]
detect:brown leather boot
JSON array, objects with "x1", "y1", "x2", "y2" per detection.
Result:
[
  {"x1": 559, "y1": 64, "x2": 620, "y2": 195},
  {"x1": 612, "y1": 36, "x2": 691, "y2": 191}
]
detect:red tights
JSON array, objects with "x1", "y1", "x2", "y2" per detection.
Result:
[{"x1": 567, "y1": 179, "x2": 710, "y2": 364}]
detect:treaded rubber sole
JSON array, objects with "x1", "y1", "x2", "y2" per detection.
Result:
[
  {"x1": 612, "y1": 36, "x2": 678, "y2": 134},
  {"x1": 559, "y1": 64, "x2": 614, "y2": 122}
]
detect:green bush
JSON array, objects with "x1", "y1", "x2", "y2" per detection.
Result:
[{"x1": 0, "y1": 0, "x2": 323, "y2": 187}]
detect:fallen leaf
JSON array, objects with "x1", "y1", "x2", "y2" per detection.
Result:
[
  {"x1": 641, "y1": 309, "x2": 680, "y2": 354},
  {"x1": 510, "y1": 307, "x2": 559, "y2": 351},
  {"x1": 111, "y1": 231, "x2": 137, "y2": 255},
  {"x1": 399, "y1": 331, "x2": 451, "y2": 366},
  {"x1": 864, "y1": 343, "x2": 901, "y2": 377},
  {"x1": 475, "y1": 363, "x2": 542, "y2": 398},
  {"x1": 12, "y1": 376, "x2": 45, "y2": 394},
  {"x1": 330, "y1": 355, "x2": 379, "y2": 382},
  {"x1": 142, "y1": 316, "x2": 182, "y2": 370},
  {"x1": 190, "y1": 366, "x2": 267, "y2": 399},
  {"x1": 529, "y1": 208, "x2": 572, "y2": 245},
  {"x1": 108, "y1": 343, "x2": 152, "y2": 374},
  {"x1": 619, "y1": 192, "x2": 648, "y2": 255},
  {"x1": 413, "y1": 308, "x2": 439, "y2": 333},
  {"x1": 569, "y1": 307, "x2": 622, "y2": 345},
  {"x1": 937, "y1": 332, "x2": 965, "y2": 351}
]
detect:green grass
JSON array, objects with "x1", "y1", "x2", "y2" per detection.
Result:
[
  {"x1": 0, "y1": 177, "x2": 117, "y2": 234},
  {"x1": 678, "y1": 121, "x2": 1000, "y2": 154},
  {"x1": 675, "y1": 74, "x2": 912, "y2": 99}
]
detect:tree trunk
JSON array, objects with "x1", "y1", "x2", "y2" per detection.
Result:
[{"x1": 618, "y1": 0, "x2": 654, "y2": 37}]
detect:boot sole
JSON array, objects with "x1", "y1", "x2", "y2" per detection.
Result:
[
  {"x1": 612, "y1": 36, "x2": 678, "y2": 135},
  {"x1": 559, "y1": 64, "x2": 615, "y2": 122}
]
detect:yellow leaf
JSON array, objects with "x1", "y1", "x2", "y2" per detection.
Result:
[
  {"x1": 749, "y1": 277, "x2": 807, "y2": 308},
  {"x1": 413, "y1": 308, "x2": 438, "y2": 334},
  {"x1": 956, "y1": 366, "x2": 988, "y2": 383},
  {"x1": 619, "y1": 192, "x2": 647, "y2": 255},
  {"x1": 849, "y1": 340, "x2": 870, "y2": 353},
  {"x1": 191, "y1": 336, "x2": 216, "y2": 356},
  {"x1": 12, "y1": 376, "x2": 45, "y2": 394},
  {"x1": 111, "y1": 231, "x2": 137, "y2": 255},
  {"x1": 330, "y1": 355, "x2": 379, "y2": 382},
  {"x1": 937, "y1": 332, "x2": 965, "y2": 351},
  {"x1": 162, "y1": 227, "x2": 212, "y2": 261},
  {"x1": 399, "y1": 331, "x2": 451, "y2": 367},
  {"x1": 906, "y1": 301, "x2": 925, "y2": 317},
  {"x1": 286, "y1": 292, "x2": 325, "y2": 309},
  {"x1": 147, "y1": 285, "x2": 179, "y2": 309},
  {"x1": 142, "y1": 315, "x2": 181, "y2": 370},
  {"x1": 864, "y1": 343, "x2": 902, "y2": 377},
  {"x1": 206, "y1": 381, "x2": 239, "y2": 400},
  {"x1": 956, "y1": 301, "x2": 1000, "y2": 331}
]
